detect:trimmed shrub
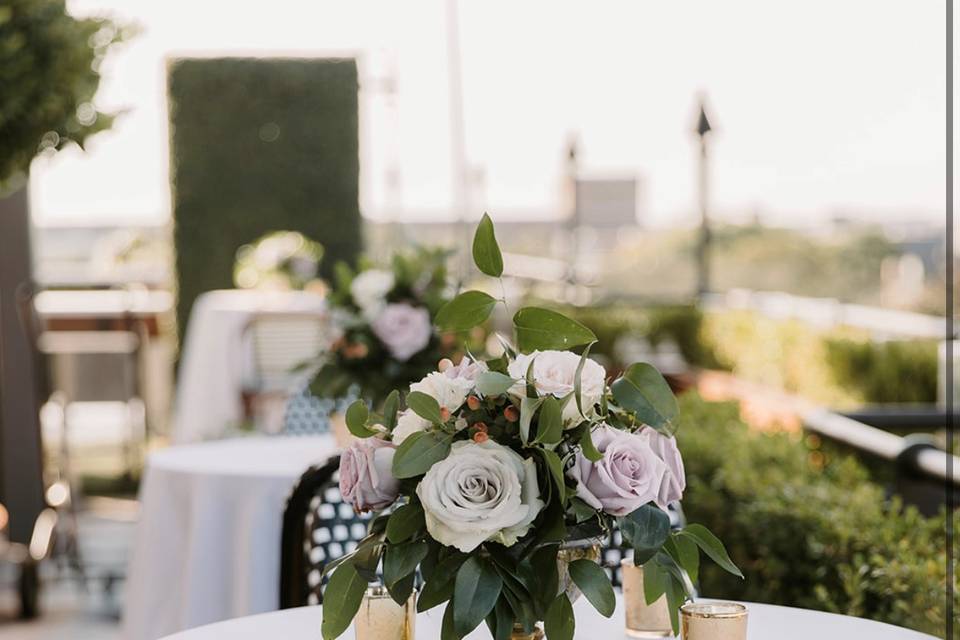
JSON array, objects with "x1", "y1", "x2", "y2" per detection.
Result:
[
  {"x1": 168, "y1": 57, "x2": 361, "y2": 336},
  {"x1": 675, "y1": 393, "x2": 957, "y2": 637},
  {"x1": 824, "y1": 338, "x2": 938, "y2": 404}
]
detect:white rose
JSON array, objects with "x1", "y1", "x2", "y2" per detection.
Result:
[
  {"x1": 392, "y1": 410, "x2": 430, "y2": 445},
  {"x1": 350, "y1": 269, "x2": 395, "y2": 318},
  {"x1": 417, "y1": 441, "x2": 544, "y2": 552},
  {"x1": 410, "y1": 358, "x2": 488, "y2": 411},
  {"x1": 507, "y1": 350, "x2": 606, "y2": 427},
  {"x1": 371, "y1": 303, "x2": 432, "y2": 362}
]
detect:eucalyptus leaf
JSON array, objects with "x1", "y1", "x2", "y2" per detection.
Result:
[
  {"x1": 385, "y1": 502, "x2": 425, "y2": 543},
  {"x1": 573, "y1": 342, "x2": 597, "y2": 418},
  {"x1": 453, "y1": 556, "x2": 503, "y2": 637},
  {"x1": 619, "y1": 504, "x2": 671, "y2": 564},
  {"x1": 642, "y1": 558, "x2": 668, "y2": 606},
  {"x1": 568, "y1": 496, "x2": 596, "y2": 523},
  {"x1": 610, "y1": 362, "x2": 678, "y2": 430},
  {"x1": 519, "y1": 397, "x2": 543, "y2": 444},
  {"x1": 472, "y1": 212, "x2": 504, "y2": 277},
  {"x1": 539, "y1": 449, "x2": 566, "y2": 503},
  {"x1": 568, "y1": 559, "x2": 616, "y2": 617},
  {"x1": 475, "y1": 371, "x2": 517, "y2": 396},
  {"x1": 345, "y1": 400, "x2": 377, "y2": 438},
  {"x1": 406, "y1": 391, "x2": 445, "y2": 424},
  {"x1": 435, "y1": 290, "x2": 498, "y2": 332},
  {"x1": 383, "y1": 390, "x2": 400, "y2": 431},
  {"x1": 320, "y1": 563, "x2": 368, "y2": 640},
  {"x1": 579, "y1": 426, "x2": 603, "y2": 462},
  {"x1": 513, "y1": 307, "x2": 597, "y2": 352},
  {"x1": 533, "y1": 395, "x2": 563, "y2": 445},
  {"x1": 383, "y1": 540, "x2": 429, "y2": 593},
  {"x1": 417, "y1": 553, "x2": 469, "y2": 612},
  {"x1": 679, "y1": 523, "x2": 743, "y2": 578},
  {"x1": 544, "y1": 594, "x2": 575, "y2": 640},
  {"x1": 392, "y1": 431, "x2": 453, "y2": 479}
]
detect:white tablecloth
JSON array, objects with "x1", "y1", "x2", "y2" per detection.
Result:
[
  {"x1": 159, "y1": 594, "x2": 937, "y2": 639},
  {"x1": 123, "y1": 435, "x2": 340, "y2": 640},
  {"x1": 173, "y1": 289, "x2": 327, "y2": 443}
]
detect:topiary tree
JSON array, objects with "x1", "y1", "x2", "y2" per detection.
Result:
[{"x1": 0, "y1": 0, "x2": 126, "y2": 191}]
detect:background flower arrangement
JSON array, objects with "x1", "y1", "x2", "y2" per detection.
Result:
[
  {"x1": 309, "y1": 247, "x2": 454, "y2": 406},
  {"x1": 233, "y1": 230, "x2": 325, "y2": 291},
  {"x1": 320, "y1": 216, "x2": 742, "y2": 640}
]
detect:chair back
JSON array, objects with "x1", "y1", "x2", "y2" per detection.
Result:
[
  {"x1": 279, "y1": 455, "x2": 372, "y2": 608},
  {"x1": 244, "y1": 312, "x2": 329, "y2": 394}
]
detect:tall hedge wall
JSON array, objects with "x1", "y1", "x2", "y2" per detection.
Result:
[{"x1": 168, "y1": 57, "x2": 361, "y2": 336}]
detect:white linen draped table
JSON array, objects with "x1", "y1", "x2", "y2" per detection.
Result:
[
  {"x1": 173, "y1": 289, "x2": 327, "y2": 444},
  {"x1": 123, "y1": 435, "x2": 340, "y2": 640},
  {"x1": 159, "y1": 595, "x2": 937, "y2": 640}
]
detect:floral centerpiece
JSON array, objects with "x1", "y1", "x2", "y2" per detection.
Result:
[
  {"x1": 310, "y1": 247, "x2": 453, "y2": 407},
  {"x1": 322, "y1": 216, "x2": 741, "y2": 640},
  {"x1": 233, "y1": 230, "x2": 325, "y2": 291}
]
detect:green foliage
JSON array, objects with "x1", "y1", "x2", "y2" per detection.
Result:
[
  {"x1": 610, "y1": 363, "x2": 678, "y2": 431},
  {"x1": 675, "y1": 393, "x2": 958, "y2": 638},
  {"x1": 824, "y1": 338, "x2": 938, "y2": 404},
  {"x1": 0, "y1": 0, "x2": 127, "y2": 190},
  {"x1": 472, "y1": 213, "x2": 504, "y2": 277},
  {"x1": 168, "y1": 57, "x2": 361, "y2": 336},
  {"x1": 436, "y1": 291, "x2": 498, "y2": 332},
  {"x1": 513, "y1": 307, "x2": 597, "y2": 352}
]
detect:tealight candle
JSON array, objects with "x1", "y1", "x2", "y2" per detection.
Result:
[
  {"x1": 353, "y1": 586, "x2": 415, "y2": 640},
  {"x1": 680, "y1": 601, "x2": 748, "y2": 640},
  {"x1": 621, "y1": 559, "x2": 673, "y2": 638}
]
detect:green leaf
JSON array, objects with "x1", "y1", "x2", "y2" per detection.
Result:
[
  {"x1": 472, "y1": 212, "x2": 504, "y2": 277},
  {"x1": 345, "y1": 400, "x2": 378, "y2": 438},
  {"x1": 670, "y1": 534, "x2": 700, "y2": 584},
  {"x1": 383, "y1": 540, "x2": 429, "y2": 590},
  {"x1": 519, "y1": 397, "x2": 543, "y2": 444},
  {"x1": 492, "y1": 597, "x2": 514, "y2": 640},
  {"x1": 533, "y1": 395, "x2": 563, "y2": 445},
  {"x1": 417, "y1": 553, "x2": 468, "y2": 612},
  {"x1": 610, "y1": 362, "x2": 678, "y2": 430},
  {"x1": 387, "y1": 572, "x2": 416, "y2": 606},
  {"x1": 453, "y1": 556, "x2": 503, "y2": 637},
  {"x1": 383, "y1": 390, "x2": 400, "y2": 431},
  {"x1": 664, "y1": 571, "x2": 683, "y2": 635},
  {"x1": 529, "y1": 544, "x2": 560, "y2": 617},
  {"x1": 544, "y1": 594, "x2": 575, "y2": 640},
  {"x1": 642, "y1": 559, "x2": 668, "y2": 606},
  {"x1": 321, "y1": 563, "x2": 368, "y2": 640},
  {"x1": 406, "y1": 391, "x2": 445, "y2": 424},
  {"x1": 441, "y1": 600, "x2": 457, "y2": 640},
  {"x1": 385, "y1": 502, "x2": 425, "y2": 543},
  {"x1": 436, "y1": 290, "x2": 498, "y2": 332},
  {"x1": 679, "y1": 523, "x2": 743, "y2": 578},
  {"x1": 579, "y1": 427, "x2": 603, "y2": 462},
  {"x1": 568, "y1": 496, "x2": 596, "y2": 523},
  {"x1": 568, "y1": 559, "x2": 615, "y2": 617},
  {"x1": 392, "y1": 431, "x2": 453, "y2": 479},
  {"x1": 513, "y1": 307, "x2": 597, "y2": 353},
  {"x1": 539, "y1": 449, "x2": 566, "y2": 503},
  {"x1": 574, "y1": 342, "x2": 597, "y2": 418},
  {"x1": 619, "y1": 504, "x2": 671, "y2": 564},
  {"x1": 475, "y1": 371, "x2": 517, "y2": 396}
]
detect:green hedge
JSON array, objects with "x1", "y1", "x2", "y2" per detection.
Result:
[
  {"x1": 824, "y1": 338, "x2": 938, "y2": 404},
  {"x1": 675, "y1": 394, "x2": 957, "y2": 637},
  {"x1": 168, "y1": 57, "x2": 361, "y2": 336}
]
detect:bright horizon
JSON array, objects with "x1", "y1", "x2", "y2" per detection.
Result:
[{"x1": 29, "y1": 0, "x2": 950, "y2": 229}]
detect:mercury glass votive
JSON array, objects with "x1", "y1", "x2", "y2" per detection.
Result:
[
  {"x1": 620, "y1": 559, "x2": 673, "y2": 638},
  {"x1": 353, "y1": 586, "x2": 415, "y2": 640},
  {"x1": 680, "y1": 602, "x2": 748, "y2": 640}
]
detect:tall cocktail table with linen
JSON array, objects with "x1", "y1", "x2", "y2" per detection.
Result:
[
  {"x1": 123, "y1": 435, "x2": 339, "y2": 640},
  {"x1": 173, "y1": 289, "x2": 328, "y2": 444},
  {"x1": 157, "y1": 595, "x2": 937, "y2": 639}
]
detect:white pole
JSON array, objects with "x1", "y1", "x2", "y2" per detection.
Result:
[{"x1": 445, "y1": 0, "x2": 470, "y2": 284}]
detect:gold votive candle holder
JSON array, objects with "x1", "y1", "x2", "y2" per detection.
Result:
[
  {"x1": 620, "y1": 559, "x2": 673, "y2": 638},
  {"x1": 353, "y1": 585, "x2": 415, "y2": 640},
  {"x1": 680, "y1": 601, "x2": 748, "y2": 640}
]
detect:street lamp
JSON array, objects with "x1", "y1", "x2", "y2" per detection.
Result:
[{"x1": 694, "y1": 97, "x2": 713, "y2": 300}]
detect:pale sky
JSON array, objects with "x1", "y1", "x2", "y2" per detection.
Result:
[{"x1": 30, "y1": 0, "x2": 949, "y2": 228}]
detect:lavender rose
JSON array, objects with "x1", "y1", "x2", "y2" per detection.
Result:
[
  {"x1": 339, "y1": 437, "x2": 399, "y2": 512},
  {"x1": 639, "y1": 427, "x2": 686, "y2": 507},
  {"x1": 371, "y1": 303, "x2": 432, "y2": 361},
  {"x1": 568, "y1": 424, "x2": 670, "y2": 516}
]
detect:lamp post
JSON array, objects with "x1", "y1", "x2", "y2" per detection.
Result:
[{"x1": 694, "y1": 98, "x2": 713, "y2": 300}]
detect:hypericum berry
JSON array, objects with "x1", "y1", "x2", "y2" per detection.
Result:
[
  {"x1": 466, "y1": 395, "x2": 481, "y2": 410},
  {"x1": 503, "y1": 405, "x2": 520, "y2": 422},
  {"x1": 472, "y1": 431, "x2": 489, "y2": 443},
  {"x1": 440, "y1": 407, "x2": 451, "y2": 421},
  {"x1": 472, "y1": 422, "x2": 488, "y2": 433},
  {"x1": 438, "y1": 358, "x2": 454, "y2": 372}
]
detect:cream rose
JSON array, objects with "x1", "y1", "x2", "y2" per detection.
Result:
[
  {"x1": 507, "y1": 350, "x2": 606, "y2": 426},
  {"x1": 350, "y1": 269, "x2": 395, "y2": 318},
  {"x1": 416, "y1": 441, "x2": 544, "y2": 552},
  {"x1": 391, "y1": 409, "x2": 430, "y2": 445},
  {"x1": 409, "y1": 358, "x2": 488, "y2": 411}
]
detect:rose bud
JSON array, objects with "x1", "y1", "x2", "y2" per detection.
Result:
[
  {"x1": 438, "y1": 358, "x2": 454, "y2": 372},
  {"x1": 472, "y1": 431, "x2": 489, "y2": 444},
  {"x1": 439, "y1": 407, "x2": 451, "y2": 421},
  {"x1": 503, "y1": 405, "x2": 520, "y2": 422},
  {"x1": 466, "y1": 395, "x2": 481, "y2": 411}
]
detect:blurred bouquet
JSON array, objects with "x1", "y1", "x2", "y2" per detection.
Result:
[
  {"x1": 321, "y1": 216, "x2": 741, "y2": 640},
  {"x1": 310, "y1": 247, "x2": 454, "y2": 407},
  {"x1": 233, "y1": 230, "x2": 325, "y2": 292}
]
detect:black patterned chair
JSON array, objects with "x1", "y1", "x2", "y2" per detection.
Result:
[
  {"x1": 279, "y1": 455, "x2": 373, "y2": 608},
  {"x1": 603, "y1": 502, "x2": 686, "y2": 587}
]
